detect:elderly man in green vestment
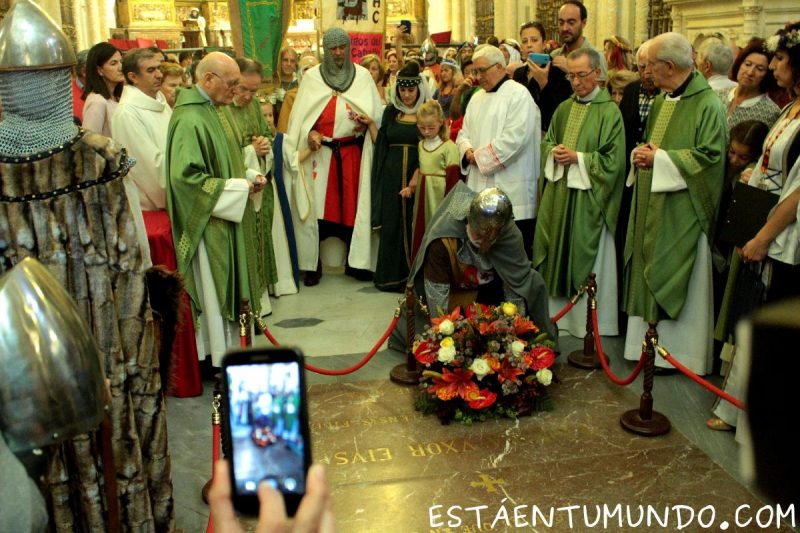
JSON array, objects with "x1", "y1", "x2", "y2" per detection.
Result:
[
  {"x1": 166, "y1": 52, "x2": 268, "y2": 367},
  {"x1": 623, "y1": 32, "x2": 727, "y2": 375},
  {"x1": 533, "y1": 47, "x2": 625, "y2": 338}
]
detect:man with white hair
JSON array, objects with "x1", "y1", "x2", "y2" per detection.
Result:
[
  {"x1": 624, "y1": 32, "x2": 727, "y2": 375},
  {"x1": 457, "y1": 44, "x2": 540, "y2": 256},
  {"x1": 696, "y1": 39, "x2": 737, "y2": 93},
  {"x1": 166, "y1": 52, "x2": 268, "y2": 366}
]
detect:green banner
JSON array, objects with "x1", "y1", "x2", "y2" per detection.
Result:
[{"x1": 238, "y1": 0, "x2": 284, "y2": 78}]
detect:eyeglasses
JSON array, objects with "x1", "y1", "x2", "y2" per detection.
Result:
[
  {"x1": 209, "y1": 71, "x2": 239, "y2": 88},
  {"x1": 476, "y1": 63, "x2": 499, "y2": 75},
  {"x1": 566, "y1": 70, "x2": 597, "y2": 81}
]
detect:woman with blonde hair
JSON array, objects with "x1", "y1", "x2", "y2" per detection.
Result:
[
  {"x1": 607, "y1": 69, "x2": 639, "y2": 105},
  {"x1": 400, "y1": 100, "x2": 461, "y2": 257}
]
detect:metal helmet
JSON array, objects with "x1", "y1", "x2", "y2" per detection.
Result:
[
  {"x1": 0, "y1": 258, "x2": 106, "y2": 454},
  {"x1": 420, "y1": 38, "x2": 438, "y2": 65},
  {"x1": 0, "y1": 0, "x2": 76, "y2": 71},
  {"x1": 0, "y1": 0, "x2": 79, "y2": 157},
  {"x1": 467, "y1": 187, "x2": 513, "y2": 236}
]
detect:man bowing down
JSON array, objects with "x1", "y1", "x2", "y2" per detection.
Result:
[{"x1": 283, "y1": 28, "x2": 383, "y2": 285}]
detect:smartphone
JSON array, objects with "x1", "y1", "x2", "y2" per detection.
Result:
[
  {"x1": 399, "y1": 19, "x2": 411, "y2": 34},
  {"x1": 528, "y1": 52, "x2": 552, "y2": 66},
  {"x1": 222, "y1": 347, "x2": 312, "y2": 516}
]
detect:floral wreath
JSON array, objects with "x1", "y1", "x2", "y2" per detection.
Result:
[
  {"x1": 765, "y1": 26, "x2": 800, "y2": 53},
  {"x1": 413, "y1": 302, "x2": 557, "y2": 424}
]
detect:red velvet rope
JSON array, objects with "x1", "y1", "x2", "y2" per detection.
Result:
[
  {"x1": 592, "y1": 307, "x2": 646, "y2": 386},
  {"x1": 256, "y1": 315, "x2": 400, "y2": 376},
  {"x1": 550, "y1": 299, "x2": 576, "y2": 324},
  {"x1": 657, "y1": 345, "x2": 745, "y2": 410},
  {"x1": 206, "y1": 422, "x2": 221, "y2": 533}
]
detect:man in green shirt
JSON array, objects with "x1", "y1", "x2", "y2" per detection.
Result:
[
  {"x1": 534, "y1": 47, "x2": 625, "y2": 338},
  {"x1": 623, "y1": 32, "x2": 727, "y2": 375},
  {"x1": 166, "y1": 52, "x2": 268, "y2": 367}
]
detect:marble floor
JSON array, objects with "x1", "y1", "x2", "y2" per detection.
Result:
[{"x1": 166, "y1": 268, "x2": 781, "y2": 532}]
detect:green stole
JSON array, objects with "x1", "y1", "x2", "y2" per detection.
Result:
[
  {"x1": 221, "y1": 101, "x2": 278, "y2": 294},
  {"x1": 534, "y1": 90, "x2": 626, "y2": 297},
  {"x1": 166, "y1": 86, "x2": 259, "y2": 320},
  {"x1": 623, "y1": 72, "x2": 726, "y2": 321}
]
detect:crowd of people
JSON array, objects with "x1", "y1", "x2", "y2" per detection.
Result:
[
  {"x1": 2, "y1": 0, "x2": 799, "y2": 528},
  {"x1": 66, "y1": 0, "x2": 799, "y2": 443}
]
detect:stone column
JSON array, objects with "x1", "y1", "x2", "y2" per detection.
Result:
[
  {"x1": 741, "y1": 1, "x2": 762, "y2": 42},
  {"x1": 60, "y1": 0, "x2": 79, "y2": 52},
  {"x1": 451, "y1": 0, "x2": 464, "y2": 43},
  {"x1": 670, "y1": 6, "x2": 683, "y2": 36},
  {"x1": 583, "y1": 0, "x2": 597, "y2": 46},
  {"x1": 603, "y1": 0, "x2": 618, "y2": 41},
  {"x1": 428, "y1": 0, "x2": 447, "y2": 34},
  {"x1": 634, "y1": 0, "x2": 648, "y2": 46}
]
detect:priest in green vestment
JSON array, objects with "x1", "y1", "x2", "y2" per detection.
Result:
[
  {"x1": 221, "y1": 57, "x2": 282, "y2": 308},
  {"x1": 623, "y1": 33, "x2": 727, "y2": 375},
  {"x1": 533, "y1": 47, "x2": 625, "y2": 337},
  {"x1": 166, "y1": 52, "x2": 269, "y2": 367}
]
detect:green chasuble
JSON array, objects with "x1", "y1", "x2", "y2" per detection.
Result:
[
  {"x1": 222, "y1": 100, "x2": 278, "y2": 291},
  {"x1": 165, "y1": 86, "x2": 262, "y2": 320},
  {"x1": 623, "y1": 72, "x2": 727, "y2": 321},
  {"x1": 533, "y1": 88, "x2": 626, "y2": 297}
]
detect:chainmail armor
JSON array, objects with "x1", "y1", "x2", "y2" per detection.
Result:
[
  {"x1": 445, "y1": 190, "x2": 474, "y2": 221},
  {"x1": 320, "y1": 28, "x2": 355, "y2": 92},
  {"x1": 0, "y1": 68, "x2": 79, "y2": 157},
  {"x1": 424, "y1": 278, "x2": 450, "y2": 317}
]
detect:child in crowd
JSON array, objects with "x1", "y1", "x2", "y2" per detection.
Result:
[
  {"x1": 260, "y1": 99, "x2": 276, "y2": 131},
  {"x1": 708, "y1": 119, "x2": 770, "y2": 433},
  {"x1": 400, "y1": 101, "x2": 461, "y2": 258}
]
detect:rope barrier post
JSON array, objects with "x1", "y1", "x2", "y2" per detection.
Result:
[
  {"x1": 391, "y1": 285, "x2": 421, "y2": 385},
  {"x1": 202, "y1": 380, "x2": 225, "y2": 505},
  {"x1": 620, "y1": 321, "x2": 671, "y2": 436},
  {"x1": 568, "y1": 273, "x2": 603, "y2": 369},
  {"x1": 239, "y1": 298, "x2": 252, "y2": 347}
]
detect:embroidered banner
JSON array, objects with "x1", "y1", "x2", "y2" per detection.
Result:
[{"x1": 320, "y1": 0, "x2": 386, "y2": 62}]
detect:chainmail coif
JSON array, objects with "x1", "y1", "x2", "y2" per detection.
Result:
[
  {"x1": 0, "y1": 68, "x2": 78, "y2": 157},
  {"x1": 320, "y1": 27, "x2": 356, "y2": 92}
]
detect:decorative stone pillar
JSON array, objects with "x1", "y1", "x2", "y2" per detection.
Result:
[
  {"x1": 583, "y1": 0, "x2": 597, "y2": 47},
  {"x1": 451, "y1": 0, "x2": 464, "y2": 43},
  {"x1": 427, "y1": 0, "x2": 447, "y2": 34},
  {"x1": 634, "y1": 0, "x2": 648, "y2": 46},
  {"x1": 741, "y1": 1, "x2": 762, "y2": 42},
  {"x1": 60, "y1": 0, "x2": 79, "y2": 52},
  {"x1": 670, "y1": 6, "x2": 683, "y2": 36},
  {"x1": 603, "y1": 0, "x2": 618, "y2": 42}
]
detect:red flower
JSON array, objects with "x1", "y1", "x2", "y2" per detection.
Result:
[
  {"x1": 497, "y1": 359, "x2": 525, "y2": 384},
  {"x1": 427, "y1": 367, "x2": 479, "y2": 401},
  {"x1": 414, "y1": 339, "x2": 437, "y2": 365},
  {"x1": 468, "y1": 388, "x2": 498, "y2": 410},
  {"x1": 525, "y1": 346, "x2": 555, "y2": 370},
  {"x1": 465, "y1": 303, "x2": 489, "y2": 321},
  {"x1": 461, "y1": 266, "x2": 479, "y2": 288}
]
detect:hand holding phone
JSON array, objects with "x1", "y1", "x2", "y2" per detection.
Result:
[
  {"x1": 528, "y1": 52, "x2": 551, "y2": 66},
  {"x1": 222, "y1": 347, "x2": 312, "y2": 516},
  {"x1": 208, "y1": 460, "x2": 335, "y2": 532}
]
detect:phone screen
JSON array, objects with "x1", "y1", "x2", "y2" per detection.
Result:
[{"x1": 223, "y1": 349, "x2": 310, "y2": 515}]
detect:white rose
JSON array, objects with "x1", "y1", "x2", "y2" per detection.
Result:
[
  {"x1": 438, "y1": 319, "x2": 455, "y2": 336},
  {"x1": 536, "y1": 368, "x2": 553, "y2": 386},
  {"x1": 470, "y1": 358, "x2": 491, "y2": 378},
  {"x1": 511, "y1": 340, "x2": 526, "y2": 356},
  {"x1": 437, "y1": 345, "x2": 456, "y2": 363}
]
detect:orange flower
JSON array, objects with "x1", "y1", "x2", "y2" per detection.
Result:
[
  {"x1": 484, "y1": 355, "x2": 501, "y2": 372},
  {"x1": 431, "y1": 307, "x2": 462, "y2": 327},
  {"x1": 513, "y1": 315, "x2": 539, "y2": 336},
  {"x1": 497, "y1": 359, "x2": 525, "y2": 384},
  {"x1": 478, "y1": 319, "x2": 503, "y2": 336},
  {"x1": 427, "y1": 367, "x2": 479, "y2": 401}
]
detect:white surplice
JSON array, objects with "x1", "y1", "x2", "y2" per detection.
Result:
[{"x1": 456, "y1": 78, "x2": 541, "y2": 220}]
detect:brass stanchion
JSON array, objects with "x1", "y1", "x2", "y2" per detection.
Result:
[
  {"x1": 390, "y1": 286, "x2": 422, "y2": 385},
  {"x1": 620, "y1": 322, "x2": 671, "y2": 436},
  {"x1": 567, "y1": 273, "x2": 605, "y2": 369},
  {"x1": 239, "y1": 298, "x2": 252, "y2": 347},
  {"x1": 202, "y1": 386, "x2": 224, "y2": 503}
]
